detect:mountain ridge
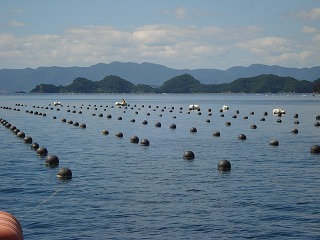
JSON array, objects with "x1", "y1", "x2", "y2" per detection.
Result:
[
  {"x1": 1, "y1": 61, "x2": 319, "y2": 93},
  {"x1": 30, "y1": 73, "x2": 319, "y2": 94}
]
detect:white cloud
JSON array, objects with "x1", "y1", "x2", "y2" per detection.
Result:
[
  {"x1": 0, "y1": 23, "x2": 319, "y2": 69},
  {"x1": 236, "y1": 35, "x2": 320, "y2": 67},
  {"x1": 297, "y1": 8, "x2": 320, "y2": 20},
  {"x1": 236, "y1": 36, "x2": 292, "y2": 55}
]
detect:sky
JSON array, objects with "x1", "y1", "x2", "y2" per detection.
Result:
[{"x1": 0, "y1": 0, "x2": 320, "y2": 70}]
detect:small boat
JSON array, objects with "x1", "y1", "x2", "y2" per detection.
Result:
[
  {"x1": 189, "y1": 104, "x2": 200, "y2": 110},
  {"x1": 273, "y1": 108, "x2": 285, "y2": 114},
  {"x1": 222, "y1": 105, "x2": 229, "y2": 110},
  {"x1": 53, "y1": 101, "x2": 62, "y2": 106},
  {"x1": 115, "y1": 99, "x2": 128, "y2": 106}
]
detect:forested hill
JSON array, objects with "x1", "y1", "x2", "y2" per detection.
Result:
[
  {"x1": 30, "y1": 74, "x2": 320, "y2": 94},
  {"x1": 1, "y1": 62, "x2": 320, "y2": 93}
]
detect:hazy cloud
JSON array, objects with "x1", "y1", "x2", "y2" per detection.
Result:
[
  {"x1": 10, "y1": 8, "x2": 24, "y2": 14},
  {"x1": 174, "y1": 7, "x2": 187, "y2": 19},
  {"x1": 302, "y1": 26, "x2": 317, "y2": 34},
  {"x1": 296, "y1": 8, "x2": 320, "y2": 20},
  {"x1": 8, "y1": 20, "x2": 25, "y2": 27}
]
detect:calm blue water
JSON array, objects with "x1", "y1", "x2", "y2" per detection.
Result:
[{"x1": 0, "y1": 93, "x2": 319, "y2": 239}]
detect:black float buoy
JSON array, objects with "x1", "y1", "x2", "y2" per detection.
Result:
[
  {"x1": 218, "y1": 160, "x2": 231, "y2": 171},
  {"x1": 294, "y1": 120, "x2": 299, "y2": 124},
  {"x1": 314, "y1": 122, "x2": 320, "y2": 127},
  {"x1": 291, "y1": 128, "x2": 298, "y2": 134},
  {"x1": 269, "y1": 140, "x2": 279, "y2": 146},
  {"x1": 31, "y1": 143, "x2": 39, "y2": 150},
  {"x1": 250, "y1": 124, "x2": 257, "y2": 129},
  {"x1": 225, "y1": 121, "x2": 231, "y2": 126},
  {"x1": 56, "y1": 168, "x2": 72, "y2": 180},
  {"x1": 61, "y1": 118, "x2": 66, "y2": 122},
  {"x1": 243, "y1": 116, "x2": 248, "y2": 119},
  {"x1": 238, "y1": 134, "x2": 246, "y2": 140},
  {"x1": 260, "y1": 118, "x2": 265, "y2": 121},
  {"x1": 294, "y1": 114, "x2": 299, "y2": 118},
  {"x1": 213, "y1": 131, "x2": 220, "y2": 137},
  {"x1": 142, "y1": 120, "x2": 148, "y2": 125},
  {"x1": 80, "y1": 123, "x2": 86, "y2": 128},
  {"x1": 130, "y1": 119, "x2": 135, "y2": 122},
  {"x1": 277, "y1": 119, "x2": 282, "y2": 123},
  {"x1": 45, "y1": 155, "x2": 59, "y2": 167},
  {"x1": 23, "y1": 136, "x2": 32, "y2": 144},
  {"x1": 130, "y1": 136, "x2": 139, "y2": 144},
  {"x1": 205, "y1": 119, "x2": 210, "y2": 123},
  {"x1": 36, "y1": 147, "x2": 48, "y2": 156},
  {"x1": 183, "y1": 151, "x2": 195, "y2": 160},
  {"x1": 190, "y1": 127, "x2": 197, "y2": 133},
  {"x1": 107, "y1": 114, "x2": 112, "y2": 119},
  {"x1": 73, "y1": 122, "x2": 79, "y2": 126},
  {"x1": 310, "y1": 145, "x2": 320, "y2": 153},
  {"x1": 220, "y1": 114, "x2": 224, "y2": 117},
  {"x1": 170, "y1": 124, "x2": 176, "y2": 129},
  {"x1": 101, "y1": 130, "x2": 109, "y2": 135},
  {"x1": 140, "y1": 139, "x2": 150, "y2": 146},
  {"x1": 155, "y1": 122, "x2": 161, "y2": 127},
  {"x1": 13, "y1": 129, "x2": 20, "y2": 134},
  {"x1": 264, "y1": 112, "x2": 268, "y2": 116},
  {"x1": 115, "y1": 132, "x2": 123, "y2": 138},
  {"x1": 17, "y1": 131, "x2": 25, "y2": 138}
]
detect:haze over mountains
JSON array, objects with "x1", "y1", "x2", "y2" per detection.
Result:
[{"x1": 0, "y1": 61, "x2": 320, "y2": 93}]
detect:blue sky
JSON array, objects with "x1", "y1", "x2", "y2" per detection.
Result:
[{"x1": 0, "y1": 0, "x2": 319, "y2": 69}]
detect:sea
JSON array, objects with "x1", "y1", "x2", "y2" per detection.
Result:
[{"x1": 0, "y1": 93, "x2": 319, "y2": 240}]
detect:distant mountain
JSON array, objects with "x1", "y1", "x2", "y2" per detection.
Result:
[
  {"x1": 30, "y1": 74, "x2": 317, "y2": 94},
  {"x1": 1, "y1": 61, "x2": 320, "y2": 93}
]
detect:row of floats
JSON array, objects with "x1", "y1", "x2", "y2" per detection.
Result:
[{"x1": 0, "y1": 117, "x2": 73, "y2": 180}]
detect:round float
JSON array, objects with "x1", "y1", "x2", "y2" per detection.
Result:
[
  {"x1": 130, "y1": 136, "x2": 139, "y2": 143},
  {"x1": 170, "y1": 124, "x2": 176, "y2": 129},
  {"x1": 0, "y1": 211, "x2": 24, "y2": 240},
  {"x1": 190, "y1": 127, "x2": 197, "y2": 133},
  {"x1": 45, "y1": 155, "x2": 59, "y2": 167},
  {"x1": 140, "y1": 139, "x2": 150, "y2": 146},
  {"x1": 183, "y1": 151, "x2": 195, "y2": 160},
  {"x1": 57, "y1": 168, "x2": 72, "y2": 179},
  {"x1": 115, "y1": 132, "x2": 123, "y2": 138},
  {"x1": 269, "y1": 140, "x2": 279, "y2": 146},
  {"x1": 23, "y1": 136, "x2": 32, "y2": 144},
  {"x1": 36, "y1": 147, "x2": 48, "y2": 156},
  {"x1": 218, "y1": 160, "x2": 231, "y2": 171},
  {"x1": 310, "y1": 145, "x2": 320, "y2": 153},
  {"x1": 238, "y1": 134, "x2": 247, "y2": 140},
  {"x1": 213, "y1": 131, "x2": 220, "y2": 137}
]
